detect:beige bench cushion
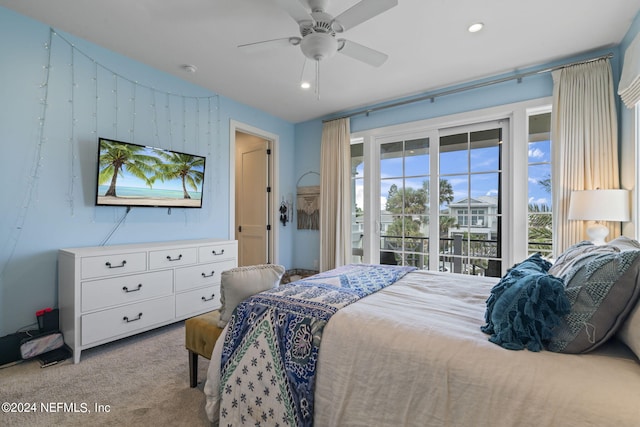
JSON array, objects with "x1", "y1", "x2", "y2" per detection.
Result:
[{"x1": 185, "y1": 310, "x2": 224, "y2": 359}]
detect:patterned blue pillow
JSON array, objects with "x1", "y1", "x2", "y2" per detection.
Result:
[{"x1": 548, "y1": 246, "x2": 640, "y2": 353}]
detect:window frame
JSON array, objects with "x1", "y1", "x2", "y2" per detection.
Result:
[
  {"x1": 634, "y1": 103, "x2": 640, "y2": 239},
  {"x1": 351, "y1": 97, "x2": 552, "y2": 274}
]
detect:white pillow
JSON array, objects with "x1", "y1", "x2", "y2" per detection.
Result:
[
  {"x1": 217, "y1": 264, "x2": 285, "y2": 328},
  {"x1": 607, "y1": 235, "x2": 640, "y2": 251},
  {"x1": 618, "y1": 301, "x2": 640, "y2": 360}
]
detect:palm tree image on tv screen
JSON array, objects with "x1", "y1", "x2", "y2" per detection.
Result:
[{"x1": 96, "y1": 138, "x2": 205, "y2": 208}]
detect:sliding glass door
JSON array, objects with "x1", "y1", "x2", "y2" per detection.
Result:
[
  {"x1": 379, "y1": 137, "x2": 430, "y2": 267},
  {"x1": 438, "y1": 123, "x2": 504, "y2": 277},
  {"x1": 351, "y1": 120, "x2": 508, "y2": 277}
]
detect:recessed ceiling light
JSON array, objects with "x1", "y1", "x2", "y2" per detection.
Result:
[
  {"x1": 181, "y1": 64, "x2": 197, "y2": 73},
  {"x1": 300, "y1": 81, "x2": 311, "y2": 90},
  {"x1": 468, "y1": 22, "x2": 484, "y2": 33}
]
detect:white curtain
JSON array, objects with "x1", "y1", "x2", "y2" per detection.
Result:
[
  {"x1": 552, "y1": 58, "x2": 619, "y2": 254},
  {"x1": 319, "y1": 118, "x2": 351, "y2": 271},
  {"x1": 619, "y1": 33, "x2": 640, "y2": 108}
]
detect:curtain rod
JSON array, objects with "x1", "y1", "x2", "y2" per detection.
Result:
[{"x1": 323, "y1": 52, "x2": 614, "y2": 123}]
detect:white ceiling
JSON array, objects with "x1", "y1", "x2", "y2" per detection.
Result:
[{"x1": 2, "y1": 0, "x2": 640, "y2": 123}]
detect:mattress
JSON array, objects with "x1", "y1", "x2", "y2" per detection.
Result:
[{"x1": 205, "y1": 269, "x2": 640, "y2": 426}]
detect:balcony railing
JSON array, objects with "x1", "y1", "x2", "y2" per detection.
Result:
[{"x1": 352, "y1": 234, "x2": 552, "y2": 277}]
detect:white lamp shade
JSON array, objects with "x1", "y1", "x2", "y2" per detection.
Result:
[{"x1": 568, "y1": 189, "x2": 630, "y2": 222}]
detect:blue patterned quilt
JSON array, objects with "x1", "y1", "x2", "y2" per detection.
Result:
[{"x1": 219, "y1": 264, "x2": 416, "y2": 426}]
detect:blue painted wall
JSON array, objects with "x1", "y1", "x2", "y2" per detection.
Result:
[{"x1": 0, "y1": 7, "x2": 295, "y2": 336}]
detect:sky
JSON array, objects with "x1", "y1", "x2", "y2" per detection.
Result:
[
  {"x1": 527, "y1": 140, "x2": 552, "y2": 207},
  {"x1": 352, "y1": 138, "x2": 552, "y2": 213}
]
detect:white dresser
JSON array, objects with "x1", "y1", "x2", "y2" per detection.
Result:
[{"x1": 58, "y1": 239, "x2": 237, "y2": 363}]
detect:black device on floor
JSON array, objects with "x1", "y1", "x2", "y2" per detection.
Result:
[
  {"x1": 38, "y1": 345, "x2": 72, "y2": 367},
  {"x1": 0, "y1": 332, "x2": 30, "y2": 366}
]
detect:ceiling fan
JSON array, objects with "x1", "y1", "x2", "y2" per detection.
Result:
[{"x1": 238, "y1": 0, "x2": 398, "y2": 69}]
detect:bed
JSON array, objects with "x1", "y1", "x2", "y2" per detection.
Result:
[{"x1": 204, "y1": 243, "x2": 640, "y2": 426}]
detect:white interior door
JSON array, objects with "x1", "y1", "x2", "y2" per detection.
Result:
[{"x1": 235, "y1": 132, "x2": 270, "y2": 266}]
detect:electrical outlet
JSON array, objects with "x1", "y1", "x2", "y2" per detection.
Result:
[{"x1": 313, "y1": 259, "x2": 319, "y2": 269}]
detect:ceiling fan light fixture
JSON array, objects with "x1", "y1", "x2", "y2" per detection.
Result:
[
  {"x1": 468, "y1": 22, "x2": 484, "y2": 33},
  {"x1": 300, "y1": 32, "x2": 338, "y2": 61}
]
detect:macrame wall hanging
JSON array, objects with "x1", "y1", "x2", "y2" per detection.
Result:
[{"x1": 295, "y1": 171, "x2": 320, "y2": 230}]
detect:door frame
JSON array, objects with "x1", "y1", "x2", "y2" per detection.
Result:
[{"x1": 229, "y1": 120, "x2": 279, "y2": 264}]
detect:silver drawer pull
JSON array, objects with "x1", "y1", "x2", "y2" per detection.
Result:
[
  {"x1": 122, "y1": 284, "x2": 143, "y2": 293},
  {"x1": 211, "y1": 249, "x2": 225, "y2": 256},
  {"x1": 123, "y1": 313, "x2": 143, "y2": 323},
  {"x1": 201, "y1": 294, "x2": 215, "y2": 302},
  {"x1": 201, "y1": 271, "x2": 215, "y2": 278},
  {"x1": 105, "y1": 260, "x2": 127, "y2": 268},
  {"x1": 166, "y1": 254, "x2": 183, "y2": 261}
]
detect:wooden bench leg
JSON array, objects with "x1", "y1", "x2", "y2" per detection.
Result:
[{"x1": 189, "y1": 350, "x2": 198, "y2": 388}]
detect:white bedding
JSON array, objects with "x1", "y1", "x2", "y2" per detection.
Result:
[{"x1": 205, "y1": 270, "x2": 640, "y2": 426}]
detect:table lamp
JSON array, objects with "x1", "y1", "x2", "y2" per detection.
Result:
[{"x1": 568, "y1": 189, "x2": 630, "y2": 245}]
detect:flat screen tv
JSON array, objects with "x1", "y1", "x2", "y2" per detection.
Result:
[{"x1": 96, "y1": 138, "x2": 205, "y2": 208}]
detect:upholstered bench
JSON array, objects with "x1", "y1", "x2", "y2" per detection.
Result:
[
  {"x1": 184, "y1": 264, "x2": 286, "y2": 387},
  {"x1": 185, "y1": 310, "x2": 224, "y2": 388}
]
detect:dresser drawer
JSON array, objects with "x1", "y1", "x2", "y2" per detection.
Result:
[
  {"x1": 175, "y1": 259, "x2": 235, "y2": 292},
  {"x1": 81, "y1": 252, "x2": 147, "y2": 279},
  {"x1": 81, "y1": 296, "x2": 175, "y2": 345},
  {"x1": 176, "y1": 285, "x2": 221, "y2": 318},
  {"x1": 199, "y1": 242, "x2": 237, "y2": 263},
  {"x1": 81, "y1": 270, "x2": 173, "y2": 312},
  {"x1": 149, "y1": 247, "x2": 197, "y2": 270}
]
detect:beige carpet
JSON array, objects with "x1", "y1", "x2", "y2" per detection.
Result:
[{"x1": 0, "y1": 322, "x2": 212, "y2": 426}]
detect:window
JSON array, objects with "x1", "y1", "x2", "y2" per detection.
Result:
[
  {"x1": 356, "y1": 121, "x2": 506, "y2": 276},
  {"x1": 351, "y1": 141, "x2": 364, "y2": 263},
  {"x1": 457, "y1": 209, "x2": 468, "y2": 226},
  {"x1": 527, "y1": 111, "x2": 553, "y2": 257},
  {"x1": 379, "y1": 137, "x2": 430, "y2": 267},
  {"x1": 350, "y1": 98, "x2": 552, "y2": 276},
  {"x1": 457, "y1": 209, "x2": 487, "y2": 226},
  {"x1": 438, "y1": 124, "x2": 503, "y2": 277}
]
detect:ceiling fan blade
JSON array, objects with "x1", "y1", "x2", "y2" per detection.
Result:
[
  {"x1": 338, "y1": 39, "x2": 388, "y2": 67},
  {"x1": 332, "y1": 0, "x2": 398, "y2": 32},
  {"x1": 238, "y1": 37, "x2": 302, "y2": 54},
  {"x1": 273, "y1": 0, "x2": 314, "y2": 25}
]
